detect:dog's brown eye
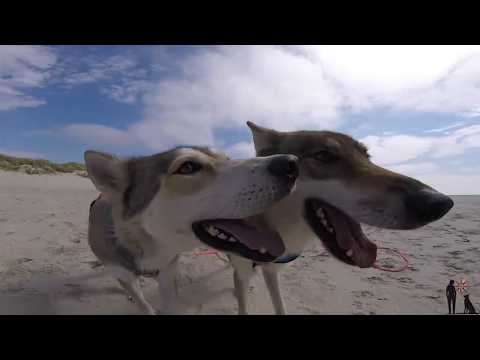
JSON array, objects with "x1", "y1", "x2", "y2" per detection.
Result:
[
  {"x1": 175, "y1": 161, "x2": 202, "y2": 175},
  {"x1": 313, "y1": 151, "x2": 337, "y2": 163}
]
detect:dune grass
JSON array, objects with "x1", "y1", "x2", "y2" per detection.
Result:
[{"x1": 0, "y1": 153, "x2": 86, "y2": 175}]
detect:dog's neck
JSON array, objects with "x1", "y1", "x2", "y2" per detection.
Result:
[
  {"x1": 105, "y1": 197, "x2": 195, "y2": 271},
  {"x1": 265, "y1": 190, "x2": 318, "y2": 256}
]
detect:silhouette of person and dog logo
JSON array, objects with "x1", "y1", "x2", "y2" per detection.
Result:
[{"x1": 446, "y1": 279, "x2": 477, "y2": 314}]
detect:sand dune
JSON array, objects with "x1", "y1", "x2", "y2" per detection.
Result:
[{"x1": 0, "y1": 170, "x2": 478, "y2": 314}]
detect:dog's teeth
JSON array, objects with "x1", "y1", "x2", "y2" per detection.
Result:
[
  {"x1": 259, "y1": 247, "x2": 267, "y2": 254},
  {"x1": 327, "y1": 227, "x2": 334, "y2": 234},
  {"x1": 316, "y1": 208, "x2": 325, "y2": 218},
  {"x1": 321, "y1": 219, "x2": 328, "y2": 227},
  {"x1": 346, "y1": 249, "x2": 354, "y2": 257},
  {"x1": 228, "y1": 237, "x2": 236, "y2": 242},
  {"x1": 206, "y1": 225, "x2": 218, "y2": 236},
  {"x1": 218, "y1": 233, "x2": 227, "y2": 240}
]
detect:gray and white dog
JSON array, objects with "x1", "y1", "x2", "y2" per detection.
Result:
[
  {"x1": 228, "y1": 122, "x2": 454, "y2": 315},
  {"x1": 85, "y1": 146, "x2": 298, "y2": 314}
]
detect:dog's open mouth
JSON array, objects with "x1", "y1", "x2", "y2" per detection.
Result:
[
  {"x1": 192, "y1": 217, "x2": 285, "y2": 262},
  {"x1": 305, "y1": 198, "x2": 377, "y2": 268}
]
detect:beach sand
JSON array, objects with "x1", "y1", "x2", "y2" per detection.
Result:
[{"x1": 0, "y1": 170, "x2": 478, "y2": 315}]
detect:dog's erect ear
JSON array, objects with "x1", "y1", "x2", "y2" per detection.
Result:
[
  {"x1": 84, "y1": 151, "x2": 126, "y2": 197},
  {"x1": 246, "y1": 121, "x2": 282, "y2": 155}
]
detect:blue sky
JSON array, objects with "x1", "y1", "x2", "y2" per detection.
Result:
[{"x1": 1, "y1": 45, "x2": 480, "y2": 194}]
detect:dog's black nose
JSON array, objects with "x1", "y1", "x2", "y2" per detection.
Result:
[
  {"x1": 267, "y1": 155, "x2": 299, "y2": 181},
  {"x1": 405, "y1": 189, "x2": 454, "y2": 224}
]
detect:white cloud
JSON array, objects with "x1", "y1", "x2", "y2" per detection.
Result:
[
  {"x1": 0, "y1": 45, "x2": 57, "y2": 111},
  {"x1": 361, "y1": 134, "x2": 433, "y2": 165},
  {"x1": 415, "y1": 173, "x2": 480, "y2": 195},
  {"x1": 133, "y1": 46, "x2": 342, "y2": 151},
  {"x1": 388, "y1": 162, "x2": 438, "y2": 176},
  {"x1": 362, "y1": 124, "x2": 480, "y2": 166},
  {"x1": 124, "y1": 45, "x2": 480, "y2": 152},
  {"x1": 424, "y1": 122, "x2": 466, "y2": 133},
  {"x1": 61, "y1": 124, "x2": 137, "y2": 148},
  {"x1": 300, "y1": 45, "x2": 480, "y2": 114},
  {"x1": 61, "y1": 54, "x2": 140, "y2": 87},
  {"x1": 100, "y1": 79, "x2": 152, "y2": 104},
  {"x1": 224, "y1": 141, "x2": 255, "y2": 159}
]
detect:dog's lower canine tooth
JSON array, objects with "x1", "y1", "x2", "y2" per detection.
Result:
[
  {"x1": 259, "y1": 247, "x2": 266, "y2": 254},
  {"x1": 206, "y1": 225, "x2": 217, "y2": 236},
  {"x1": 228, "y1": 237, "x2": 236, "y2": 242},
  {"x1": 346, "y1": 249, "x2": 354, "y2": 257},
  {"x1": 327, "y1": 227, "x2": 334, "y2": 234},
  {"x1": 316, "y1": 208, "x2": 325, "y2": 218},
  {"x1": 218, "y1": 233, "x2": 227, "y2": 240}
]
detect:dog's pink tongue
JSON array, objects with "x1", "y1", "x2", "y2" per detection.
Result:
[
  {"x1": 326, "y1": 207, "x2": 377, "y2": 268},
  {"x1": 207, "y1": 220, "x2": 285, "y2": 257}
]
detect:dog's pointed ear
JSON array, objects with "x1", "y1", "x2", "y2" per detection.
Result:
[
  {"x1": 84, "y1": 151, "x2": 126, "y2": 197},
  {"x1": 246, "y1": 121, "x2": 281, "y2": 155}
]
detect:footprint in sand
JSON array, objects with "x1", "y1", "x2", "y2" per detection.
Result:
[
  {"x1": 448, "y1": 250, "x2": 463, "y2": 257},
  {"x1": 14, "y1": 258, "x2": 33, "y2": 265},
  {"x1": 366, "y1": 276, "x2": 388, "y2": 284},
  {"x1": 444, "y1": 262, "x2": 464, "y2": 271},
  {"x1": 398, "y1": 277, "x2": 414, "y2": 284},
  {"x1": 415, "y1": 284, "x2": 429, "y2": 290},
  {"x1": 424, "y1": 295, "x2": 442, "y2": 303},
  {"x1": 353, "y1": 290, "x2": 374, "y2": 298},
  {"x1": 63, "y1": 221, "x2": 75, "y2": 228}
]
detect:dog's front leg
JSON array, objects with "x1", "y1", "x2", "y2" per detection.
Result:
[
  {"x1": 230, "y1": 255, "x2": 256, "y2": 315},
  {"x1": 118, "y1": 277, "x2": 157, "y2": 315},
  {"x1": 155, "y1": 256, "x2": 180, "y2": 314},
  {"x1": 261, "y1": 263, "x2": 286, "y2": 315}
]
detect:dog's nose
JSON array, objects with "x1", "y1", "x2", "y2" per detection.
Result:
[
  {"x1": 405, "y1": 189, "x2": 454, "y2": 224},
  {"x1": 267, "y1": 155, "x2": 299, "y2": 181}
]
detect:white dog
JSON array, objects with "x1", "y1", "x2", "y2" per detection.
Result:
[{"x1": 85, "y1": 146, "x2": 298, "y2": 314}]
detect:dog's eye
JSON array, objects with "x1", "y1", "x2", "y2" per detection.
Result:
[
  {"x1": 175, "y1": 161, "x2": 203, "y2": 175},
  {"x1": 313, "y1": 150, "x2": 337, "y2": 163}
]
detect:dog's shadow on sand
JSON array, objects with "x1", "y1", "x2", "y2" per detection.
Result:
[{"x1": 0, "y1": 264, "x2": 234, "y2": 315}]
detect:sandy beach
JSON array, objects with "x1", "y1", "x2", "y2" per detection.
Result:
[{"x1": 0, "y1": 170, "x2": 478, "y2": 315}]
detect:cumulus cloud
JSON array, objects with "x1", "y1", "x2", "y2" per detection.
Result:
[
  {"x1": 121, "y1": 45, "x2": 480, "y2": 153},
  {"x1": 387, "y1": 162, "x2": 439, "y2": 176},
  {"x1": 415, "y1": 173, "x2": 480, "y2": 195},
  {"x1": 100, "y1": 79, "x2": 152, "y2": 104},
  {"x1": 300, "y1": 45, "x2": 480, "y2": 114},
  {"x1": 0, "y1": 45, "x2": 57, "y2": 111},
  {"x1": 133, "y1": 46, "x2": 342, "y2": 151},
  {"x1": 361, "y1": 134, "x2": 433, "y2": 165},
  {"x1": 224, "y1": 141, "x2": 255, "y2": 159},
  {"x1": 424, "y1": 122, "x2": 466, "y2": 133},
  {"x1": 361, "y1": 124, "x2": 480, "y2": 166},
  {"x1": 61, "y1": 54, "x2": 142, "y2": 87},
  {"x1": 61, "y1": 124, "x2": 137, "y2": 148}
]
